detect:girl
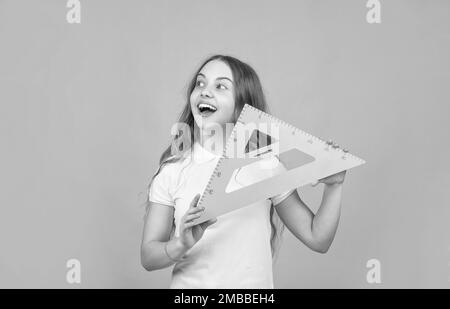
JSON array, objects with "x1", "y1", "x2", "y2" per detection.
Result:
[{"x1": 141, "y1": 55, "x2": 346, "y2": 288}]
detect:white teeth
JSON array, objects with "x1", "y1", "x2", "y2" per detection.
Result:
[{"x1": 198, "y1": 103, "x2": 217, "y2": 112}]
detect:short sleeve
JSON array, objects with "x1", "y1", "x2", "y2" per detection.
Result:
[
  {"x1": 266, "y1": 156, "x2": 296, "y2": 206},
  {"x1": 271, "y1": 188, "x2": 295, "y2": 206},
  {"x1": 148, "y1": 165, "x2": 175, "y2": 207}
]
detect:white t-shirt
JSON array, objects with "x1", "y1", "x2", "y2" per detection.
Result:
[{"x1": 148, "y1": 141, "x2": 294, "y2": 289}]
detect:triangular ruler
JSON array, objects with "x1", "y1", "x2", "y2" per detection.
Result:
[{"x1": 192, "y1": 104, "x2": 366, "y2": 224}]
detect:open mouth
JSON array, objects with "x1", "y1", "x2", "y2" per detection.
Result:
[{"x1": 197, "y1": 102, "x2": 217, "y2": 116}]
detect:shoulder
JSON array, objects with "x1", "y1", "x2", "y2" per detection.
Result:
[
  {"x1": 153, "y1": 153, "x2": 193, "y2": 187},
  {"x1": 149, "y1": 155, "x2": 192, "y2": 206},
  {"x1": 154, "y1": 156, "x2": 189, "y2": 181}
]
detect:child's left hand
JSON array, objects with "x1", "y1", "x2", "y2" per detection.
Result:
[{"x1": 311, "y1": 140, "x2": 347, "y2": 187}]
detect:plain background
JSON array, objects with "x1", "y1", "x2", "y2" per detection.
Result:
[{"x1": 0, "y1": 0, "x2": 449, "y2": 288}]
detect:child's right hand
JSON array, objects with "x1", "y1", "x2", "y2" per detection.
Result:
[{"x1": 178, "y1": 194, "x2": 217, "y2": 250}]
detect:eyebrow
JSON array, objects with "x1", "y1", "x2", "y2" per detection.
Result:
[{"x1": 197, "y1": 73, "x2": 233, "y2": 84}]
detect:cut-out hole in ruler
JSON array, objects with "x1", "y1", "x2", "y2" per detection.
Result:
[
  {"x1": 244, "y1": 129, "x2": 277, "y2": 154},
  {"x1": 225, "y1": 148, "x2": 315, "y2": 193},
  {"x1": 192, "y1": 104, "x2": 366, "y2": 224}
]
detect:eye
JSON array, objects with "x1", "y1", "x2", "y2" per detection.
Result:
[
  {"x1": 217, "y1": 83, "x2": 227, "y2": 90},
  {"x1": 196, "y1": 80, "x2": 205, "y2": 88}
]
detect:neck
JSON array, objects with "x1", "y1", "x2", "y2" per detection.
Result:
[{"x1": 196, "y1": 124, "x2": 233, "y2": 156}]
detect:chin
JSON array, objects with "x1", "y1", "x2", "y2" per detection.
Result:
[
  {"x1": 199, "y1": 120, "x2": 223, "y2": 131},
  {"x1": 194, "y1": 113, "x2": 216, "y2": 124}
]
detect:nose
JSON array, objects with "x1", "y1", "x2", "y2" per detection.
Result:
[{"x1": 200, "y1": 87, "x2": 213, "y2": 98}]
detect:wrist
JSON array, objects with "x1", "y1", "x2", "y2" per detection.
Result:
[{"x1": 170, "y1": 237, "x2": 189, "y2": 259}]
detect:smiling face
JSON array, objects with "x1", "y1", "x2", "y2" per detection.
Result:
[{"x1": 190, "y1": 60, "x2": 235, "y2": 132}]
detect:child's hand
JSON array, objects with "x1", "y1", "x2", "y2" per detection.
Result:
[
  {"x1": 179, "y1": 194, "x2": 217, "y2": 250},
  {"x1": 311, "y1": 141, "x2": 347, "y2": 187}
]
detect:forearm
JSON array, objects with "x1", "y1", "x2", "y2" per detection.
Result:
[
  {"x1": 141, "y1": 237, "x2": 188, "y2": 271},
  {"x1": 311, "y1": 183, "x2": 344, "y2": 250}
]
